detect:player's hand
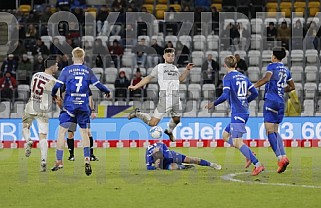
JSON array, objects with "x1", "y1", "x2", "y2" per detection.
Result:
[
  {"x1": 105, "y1": 92, "x2": 111, "y2": 98},
  {"x1": 54, "y1": 96, "x2": 63, "y2": 109},
  {"x1": 154, "y1": 159, "x2": 161, "y2": 169},
  {"x1": 91, "y1": 112, "x2": 96, "y2": 119},
  {"x1": 186, "y1": 63, "x2": 194, "y2": 70},
  {"x1": 128, "y1": 85, "x2": 137, "y2": 91},
  {"x1": 205, "y1": 102, "x2": 214, "y2": 110}
]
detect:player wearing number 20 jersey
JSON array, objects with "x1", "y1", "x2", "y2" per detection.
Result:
[{"x1": 208, "y1": 56, "x2": 264, "y2": 176}]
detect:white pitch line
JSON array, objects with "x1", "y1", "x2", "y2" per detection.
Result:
[{"x1": 221, "y1": 171, "x2": 321, "y2": 189}]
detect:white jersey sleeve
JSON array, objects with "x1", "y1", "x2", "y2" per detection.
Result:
[{"x1": 150, "y1": 65, "x2": 158, "y2": 79}]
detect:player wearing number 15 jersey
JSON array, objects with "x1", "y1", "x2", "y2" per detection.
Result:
[
  {"x1": 51, "y1": 47, "x2": 110, "y2": 176},
  {"x1": 23, "y1": 56, "x2": 58, "y2": 172},
  {"x1": 254, "y1": 47, "x2": 295, "y2": 174},
  {"x1": 206, "y1": 55, "x2": 265, "y2": 176}
]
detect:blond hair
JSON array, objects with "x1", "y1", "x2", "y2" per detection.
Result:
[
  {"x1": 72, "y1": 47, "x2": 85, "y2": 59},
  {"x1": 224, "y1": 55, "x2": 237, "y2": 68}
]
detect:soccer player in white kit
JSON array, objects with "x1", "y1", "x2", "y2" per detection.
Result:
[
  {"x1": 128, "y1": 48, "x2": 193, "y2": 141},
  {"x1": 23, "y1": 56, "x2": 58, "y2": 172}
]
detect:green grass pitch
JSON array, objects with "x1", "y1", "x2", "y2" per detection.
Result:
[{"x1": 1, "y1": 147, "x2": 321, "y2": 208}]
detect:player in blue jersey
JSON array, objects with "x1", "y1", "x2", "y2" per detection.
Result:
[
  {"x1": 50, "y1": 47, "x2": 110, "y2": 176},
  {"x1": 206, "y1": 55, "x2": 264, "y2": 176},
  {"x1": 146, "y1": 142, "x2": 222, "y2": 170},
  {"x1": 254, "y1": 47, "x2": 295, "y2": 173}
]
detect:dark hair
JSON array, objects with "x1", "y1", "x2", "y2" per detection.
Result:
[
  {"x1": 273, "y1": 47, "x2": 286, "y2": 60},
  {"x1": 164, "y1": 48, "x2": 175, "y2": 54},
  {"x1": 152, "y1": 150, "x2": 164, "y2": 161},
  {"x1": 44, "y1": 55, "x2": 57, "y2": 68}
]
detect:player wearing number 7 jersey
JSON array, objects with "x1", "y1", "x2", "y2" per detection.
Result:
[
  {"x1": 23, "y1": 55, "x2": 58, "y2": 172},
  {"x1": 254, "y1": 47, "x2": 295, "y2": 173},
  {"x1": 51, "y1": 47, "x2": 111, "y2": 176},
  {"x1": 206, "y1": 55, "x2": 265, "y2": 176}
]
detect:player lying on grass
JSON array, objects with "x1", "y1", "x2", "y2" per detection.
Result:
[
  {"x1": 206, "y1": 55, "x2": 264, "y2": 176},
  {"x1": 146, "y1": 142, "x2": 222, "y2": 170}
]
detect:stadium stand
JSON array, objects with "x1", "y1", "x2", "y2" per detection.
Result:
[{"x1": 0, "y1": 0, "x2": 320, "y2": 118}]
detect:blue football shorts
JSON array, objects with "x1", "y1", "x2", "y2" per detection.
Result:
[
  {"x1": 263, "y1": 99, "x2": 284, "y2": 124},
  {"x1": 224, "y1": 113, "x2": 249, "y2": 138}
]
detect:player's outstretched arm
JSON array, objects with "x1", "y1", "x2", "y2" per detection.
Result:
[
  {"x1": 179, "y1": 63, "x2": 193, "y2": 82},
  {"x1": 254, "y1": 71, "x2": 272, "y2": 88},
  {"x1": 128, "y1": 75, "x2": 154, "y2": 91}
]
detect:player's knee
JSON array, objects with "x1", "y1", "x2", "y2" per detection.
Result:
[
  {"x1": 68, "y1": 131, "x2": 74, "y2": 139},
  {"x1": 232, "y1": 138, "x2": 244, "y2": 149},
  {"x1": 186, "y1": 157, "x2": 199, "y2": 164},
  {"x1": 222, "y1": 131, "x2": 230, "y2": 142},
  {"x1": 149, "y1": 120, "x2": 158, "y2": 127},
  {"x1": 23, "y1": 123, "x2": 31, "y2": 129},
  {"x1": 172, "y1": 117, "x2": 180, "y2": 124}
]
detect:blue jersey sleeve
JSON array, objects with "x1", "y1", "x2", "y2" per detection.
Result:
[
  {"x1": 145, "y1": 149, "x2": 156, "y2": 170},
  {"x1": 266, "y1": 64, "x2": 274, "y2": 74},
  {"x1": 51, "y1": 68, "x2": 67, "y2": 96},
  {"x1": 214, "y1": 76, "x2": 230, "y2": 106},
  {"x1": 286, "y1": 70, "x2": 292, "y2": 82}
]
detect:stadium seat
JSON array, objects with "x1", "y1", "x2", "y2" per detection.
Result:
[
  {"x1": 205, "y1": 51, "x2": 219, "y2": 61},
  {"x1": 165, "y1": 35, "x2": 178, "y2": 47},
  {"x1": 250, "y1": 34, "x2": 262, "y2": 50},
  {"x1": 0, "y1": 101, "x2": 11, "y2": 118},
  {"x1": 193, "y1": 35, "x2": 206, "y2": 50},
  {"x1": 280, "y1": 2, "x2": 292, "y2": 17},
  {"x1": 197, "y1": 111, "x2": 212, "y2": 117},
  {"x1": 219, "y1": 51, "x2": 233, "y2": 66},
  {"x1": 96, "y1": 36, "x2": 108, "y2": 47},
  {"x1": 307, "y1": 17, "x2": 320, "y2": 25},
  {"x1": 138, "y1": 36, "x2": 150, "y2": 46},
  {"x1": 151, "y1": 35, "x2": 164, "y2": 46},
  {"x1": 109, "y1": 35, "x2": 121, "y2": 46},
  {"x1": 251, "y1": 18, "x2": 263, "y2": 34},
  {"x1": 291, "y1": 50, "x2": 304, "y2": 66},
  {"x1": 304, "y1": 83, "x2": 317, "y2": 98},
  {"x1": 202, "y1": 84, "x2": 215, "y2": 100},
  {"x1": 179, "y1": 84, "x2": 187, "y2": 101},
  {"x1": 189, "y1": 67, "x2": 202, "y2": 83},
  {"x1": 248, "y1": 50, "x2": 261, "y2": 66},
  {"x1": 41, "y1": 36, "x2": 52, "y2": 49},
  {"x1": 248, "y1": 67, "x2": 260, "y2": 82},
  {"x1": 234, "y1": 50, "x2": 247, "y2": 59},
  {"x1": 105, "y1": 68, "x2": 118, "y2": 83},
  {"x1": 264, "y1": 18, "x2": 277, "y2": 26},
  {"x1": 119, "y1": 68, "x2": 133, "y2": 79},
  {"x1": 142, "y1": 4, "x2": 153, "y2": 13},
  {"x1": 291, "y1": 66, "x2": 304, "y2": 82},
  {"x1": 156, "y1": 10, "x2": 165, "y2": 19},
  {"x1": 184, "y1": 100, "x2": 199, "y2": 113},
  {"x1": 308, "y1": 2, "x2": 320, "y2": 17},
  {"x1": 170, "y1": 4, "x2": 181, "y2": 12},
  {"x1": 82, "y1": 36, "x2": 94, "y2": 47},
  {"x1": 10, "y1": 101, "x2": 25, "y2": 118},
  {"x1": 207, "y1": 35, "x2": 219, "y2": 50},
  {"x1": 55, "y1": 36, "x2": 66, "y2": 45},
  {"x1": 17, "y1": 84, "x2": 30, "y2": 101},
  {"x1": 294, "y1": 2, "x2": 306, "y2": 16},
  {"x1": 294, "y1": 83, "x2": 303, "y2": 98},
  {"x1": 302, "y1": 99, "x2": 315, "y2": 116},
  {"x1": 281, "y1": 50, "x2": 290, "y2": 66},
  {"x1": 114, "y1": 100, "x2": 127, "y2": 106},
  {"x1": 178, "y1": 35, "x2": 192, "y2": 48},
  {"x1": 236, "y1": 19, "x2": 250, "y2": 30},
  {"x1": 188, "y1": 84, "x2": 201, "y2": 100},
  {"x1": 191, "y1": 51, "x2": 204, "y2": 66},
  {"x1": 305, "y1": 49, "x2": 319, "y2": 65},
  {"x1": 19, "y1": 5, "x2": 31, "y2": 13},
  {"x1": 262, "y1": 50, "x2": 273, "y2": 66},
  {"x1": 92, "y1": 67, "x2": 104, "y2": 81},
  {"x1": 121, "y1": 53, "x2": 133, "y2": 67},
  {"x1": 305, "y1": 66, "x2": 318, "y2": 82}
]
